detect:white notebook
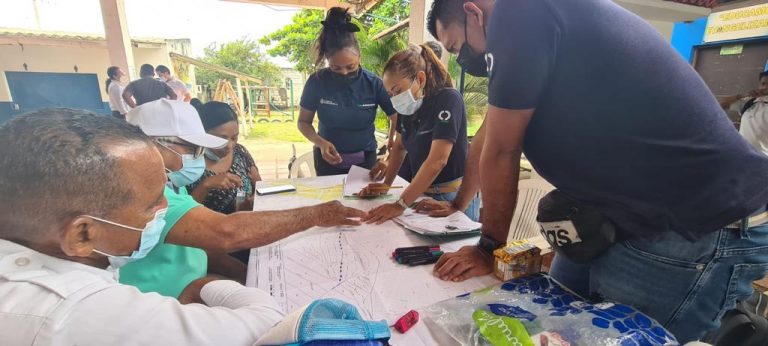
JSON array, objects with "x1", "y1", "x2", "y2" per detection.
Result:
[{"x1": 394, "y1": 209, "x2": 482, "y2": 236}]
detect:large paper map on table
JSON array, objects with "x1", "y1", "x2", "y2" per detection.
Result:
[{"x1": 248, "y1": 175, "x2": 498, "y2": 324}]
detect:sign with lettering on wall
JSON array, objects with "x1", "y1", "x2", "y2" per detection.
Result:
[{"x1": 704, "y1": 4, "x2": 768, "y2": 43}]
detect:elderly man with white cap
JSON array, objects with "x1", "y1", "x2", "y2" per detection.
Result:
[
  {"x1": 121, "y1": 99, "x2": 367, "y2": 300},
  {"x1": 0, "y1": 109, "x2": 284, "y2": 344}
]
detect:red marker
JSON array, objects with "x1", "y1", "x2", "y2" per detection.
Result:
[{"x1": 394, "y1": 310, "x2": 420, "y2": 333}]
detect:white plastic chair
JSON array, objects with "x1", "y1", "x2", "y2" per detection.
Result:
[
  {"x1": 288, "y1": 151, "x2": 316, "y2": 178},
  {"x1": 507, "y1": 178, "x2": 555, "y2": 242}
]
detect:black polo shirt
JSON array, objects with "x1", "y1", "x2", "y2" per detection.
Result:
[
  {"x1": 124, "y1": 77, "x2": 174, "y2": 106},
  {"x1": 397, "y1": 88, "x2": 467, "y2": 185},
  {"x1": 486, "y1": 0, "x2": 768, "y2": 239},
  {"x1": 300, "y1": 68, "x2": 396, "y2": 153}
]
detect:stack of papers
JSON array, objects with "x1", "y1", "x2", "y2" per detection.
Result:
[
  {"x1": 394, "y1": 209, "x2": 482, "y2": 236},
  {"x1": 343, "y1": 165, "x2": 389, "y2": 197}
]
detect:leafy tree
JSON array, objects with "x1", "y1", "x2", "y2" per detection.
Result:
[
  {"x1": 261, "y1": 0, "x2": 411, "y2": 75},
  {"x1": 361, "y1": 32, "x2": 407, "y2": 75},
  {"x1": 259, "y1": 10, "x2": 324, "y2": 75},
  {"x1": 446, "y1": 56, "x2": 488, "y2": 117},
  {"x1": 195, "y1": 38, "x2": 283, "y2": 87},
  {"x1": 360, "y1": 0, "x2": 411, "y2": 36}
]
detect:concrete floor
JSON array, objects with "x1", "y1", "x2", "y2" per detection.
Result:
[
  {"x1": 240, "y1": 140, "x2": 313, "y2": 181},
  {"x1": 239, "y1": 139, "x2": 535, "y2": 181}
]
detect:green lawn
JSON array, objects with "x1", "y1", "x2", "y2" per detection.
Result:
[
  {"x1": 245, "y1": 111, "x2": 485, "y2": 142},
  {"x1": 247, "y1": 120, "x2": 307, "y2": 143}
]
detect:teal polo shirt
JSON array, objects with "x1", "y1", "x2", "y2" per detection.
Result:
[{"x1": 118, "y1": 185, "x2": 207, "y2": 298}]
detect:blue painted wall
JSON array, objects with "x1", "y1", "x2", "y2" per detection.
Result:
[
  {"x1": 0, "y1": 102, "x2": 14, "y2": 124},
  {"x1": 671, "y1": 17, "x2": 708, "y2": 63},
  {"x1": 0, "y1": 71, "x2": 111, "y2": 125},
  {"x1": 0, "y1": 101, "x2": 110, "y2": 125}
]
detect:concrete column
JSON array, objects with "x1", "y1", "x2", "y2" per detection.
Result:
[
  {"x1": 99, "y1": 0, "x2": 136, "y2": 79},
  {"x1": 409, "y1": 0, "x2": 429, "y2": 44},
  {"x1": 409, "y1": 0, "x2": 448, "y2": 66}
]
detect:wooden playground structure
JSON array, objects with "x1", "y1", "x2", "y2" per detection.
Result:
[{"x1": 169, "y1": 53, "x2": 297, "y2": 137}]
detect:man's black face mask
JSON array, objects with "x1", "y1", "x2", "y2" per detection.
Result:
[{"x1": 456, "y1": 14, "x2": 488, "y2": 77}]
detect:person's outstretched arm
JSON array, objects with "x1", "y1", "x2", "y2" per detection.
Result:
[
  {"x1": 433, "y1": 107, "x2": 533, "y2": 282},
  {"x1": 165, "y1": 201, "x2": 367, "y2": 253}
]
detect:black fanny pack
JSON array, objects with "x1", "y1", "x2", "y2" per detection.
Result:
[{"x1": 536, "y1": 190, "x2": 621, "y2": 263}]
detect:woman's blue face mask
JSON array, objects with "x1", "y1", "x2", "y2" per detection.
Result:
[{"x1": 157, "y1": 141, "x2": 206, "y2": 187}]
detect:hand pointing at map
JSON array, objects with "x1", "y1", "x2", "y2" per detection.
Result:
[{"x1": 314, "y1": 201, "x2": 368, "y2": 227}]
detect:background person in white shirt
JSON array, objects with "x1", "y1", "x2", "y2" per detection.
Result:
[
  {"x1": 0, "y1": 109, "x2": 283, "y2": 345},
  {"x1": 721, "y1": 71, "x2": 768, "y2": 156},
  {"x1": 105, "y1": 66, "x2": 130, "y2": 119},
  {"x1": 156, "y1": 64, "x2": 192, "y2": 102}
]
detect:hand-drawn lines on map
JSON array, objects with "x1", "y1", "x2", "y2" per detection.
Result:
[{"x1": 278, "y1": 231, "x2": 384, "y2": 318}]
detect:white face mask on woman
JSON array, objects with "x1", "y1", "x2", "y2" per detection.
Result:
[{"x1": 390, "y1": 79, "x2": 423, "y2": 116}]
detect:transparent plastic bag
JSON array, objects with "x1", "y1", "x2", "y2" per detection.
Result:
[{"x1": 423, "y1": 274, "x2": 678, "y2": 346}]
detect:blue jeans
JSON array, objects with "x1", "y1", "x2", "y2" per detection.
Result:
[
  {"x1": 549, "y1": 224, "x2": 768, "y2": 343},
  {"x1": 425, "y1": 191, "x2": 480, "y2": 222}
]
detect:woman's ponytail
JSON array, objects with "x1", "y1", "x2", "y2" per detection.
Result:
[
  {"x1": 384, "y1": 44, "x2": 453, "y2": 98},
  {"x1": 418, "y1": 43, "x2": 452, "y2": 97},
  {"x1": 105, "y1": 66, "x2": 120, "y2": 93}
]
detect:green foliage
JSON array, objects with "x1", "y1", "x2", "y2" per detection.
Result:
[
  {"x1": 447, "y1": 55, "x2": 488, "y2": 121},
  {"x1": 447, "y1": 54, "x2": 461, "y2": 82},
  {"x1": 463, "y1": 76, "x2": 488, "y2": 115},
  {"x1": 261, "y1": 0, "x2": 411, "y2": 76},
  {"x1": 259, "y1": 10, "x2": 324, "y2": 75},
  {"x1": 361, "y1": 32, "x2": 408, "y2": 75},
  {"x1": 374, "y1": 110, "x2": 391, "y2": 133},
  {"x1": 195, "y1": 38, "x2": 283, "y2": 88},
  {"x1": 360, "y1": 0, "x2": 411, "y2": 36}
]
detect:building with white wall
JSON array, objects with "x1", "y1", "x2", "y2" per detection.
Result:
[{"x1": 0, "y1": 28, "x2": 194, "y2": 122}]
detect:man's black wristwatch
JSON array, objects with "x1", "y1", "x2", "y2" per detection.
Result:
[{"x1": 477, "y1": 234, "x2": 505, "y2": 257}]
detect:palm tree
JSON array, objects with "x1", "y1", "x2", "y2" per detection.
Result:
[
  {"x1": 448, "y1": 56, "x2": 489, "y2": 124},
  {"x1": 359, "y1": 30, "x2": 408, "y2": 132},
  {"x1": 360, "y1": 32, "x2": 408, "y2": 76}
]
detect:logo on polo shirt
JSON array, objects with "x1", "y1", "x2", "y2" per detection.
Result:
[
  {"x1": 485, "y1": 53, "x2": 494, "y2": 77},
  {"x1": 320, "y1": 98, "x2": 338, "y2": 106},
  {"x1": 438, "y1": 110, "x2": 451, "y2": 122}
]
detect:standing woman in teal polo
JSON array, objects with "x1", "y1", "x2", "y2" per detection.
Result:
[{"x1": 298, "y1": 7, "x2": 397, "y2": 176}]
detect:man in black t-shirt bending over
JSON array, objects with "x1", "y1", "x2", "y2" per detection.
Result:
[{"x1": 427, "y1": 0, "x2": 768, "y2": 342}]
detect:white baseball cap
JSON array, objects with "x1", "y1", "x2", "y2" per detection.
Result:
[{"x1": 126, "y1": 99, "x2": 227, "y2": 149}]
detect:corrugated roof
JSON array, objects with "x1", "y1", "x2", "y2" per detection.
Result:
[
  {"x1": 667, "y1": 0, "x2": 718, "y2": 8},
  {"x1": 0, "y1": 27, "x2": 168, "y2": 44}
]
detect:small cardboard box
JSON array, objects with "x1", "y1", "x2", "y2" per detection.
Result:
[{"x1": 493, "y1": 239, "x2": 542, "y2": 281}]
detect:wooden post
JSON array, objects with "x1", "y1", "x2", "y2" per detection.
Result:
[
  {"x1": 235, "y1": 78, "x2": 248, "y2": 132},
  {"x1": 265, "y1": 88, "x2": 271, "y2": 118},
  {"x1": 243, "y1": 80, "x2": 251, "y2": 130}
]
